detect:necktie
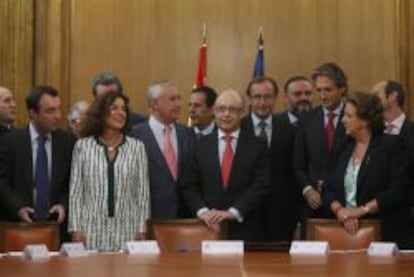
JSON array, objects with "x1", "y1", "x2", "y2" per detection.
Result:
[
  {"x1": 258, "y1": 120, "x2": 268, "y2": 144},
  {"x1": 163, "y1": 125, "x2": 177, "y2": 180},
  {"x1": 34, "y1": 135, "x2": 50, "y2": 220},
  {"x1": 221, "y1": 135, "x2": 234, "y2": 189},
  {"x1": 325, "y1": 112, "x2": 336, "y2": 152}
]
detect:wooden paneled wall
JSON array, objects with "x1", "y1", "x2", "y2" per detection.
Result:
[
  {"x1": 1, "y1": 0, "x2": 414, "y2": 126},
  {"x1": 0, "y1": 0, "x2": 33, "y2": 125}
]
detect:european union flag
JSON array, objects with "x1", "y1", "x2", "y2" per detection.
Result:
[{"x1": 253, "y1": 33, "x2": 264, "y2": 78}]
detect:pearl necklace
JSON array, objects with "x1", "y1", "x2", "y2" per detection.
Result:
[{"x1": 100, "y1": 135, "x2": 123, "y2": 152}]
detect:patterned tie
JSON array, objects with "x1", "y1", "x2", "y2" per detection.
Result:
[
  {"x1": 258, "y1": 120, "x2": 268, "y2": 144},
  {"x1": 34, "y1": 135, "x2": 50, "y2": 220},
  {"x1": 325, "y1": 112, "x2": 336, "y2": 152},
  {"x1": 163, "y1": 125, "x2": 178, "y2": 180},
  {"x1": 221, "y1": 135, "x2": 234, "y2": 189}
]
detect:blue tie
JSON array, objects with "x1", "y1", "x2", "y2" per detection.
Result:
[{"x1": 34, "y1": 135, "x2": 50, "y2": 220}]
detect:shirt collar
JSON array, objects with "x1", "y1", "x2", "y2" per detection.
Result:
[
  {"x1": 386, "y1": 113, "x2": 406, "y2": 131},
  {"x1": 323, "y1": 101, "x2": 344, "y2": 117},
  {"x1": 251, "y1": 113, "x2": 272, "y2": 128},
  {"x1": 218, "y1": 128, "x2": 240, "y2": 140},
  {"x1": 29, "y1": 122, "x2": 51, "y2": 142},
  {"x1": 287, "y1": 112, "x2": 298, "y2": 125},
  {"x1": 194, "y1": 121, "x2": 215, "y2": 136},
  {"x1": 149, "y1": 115, "x2": 175, "y2": 132}
]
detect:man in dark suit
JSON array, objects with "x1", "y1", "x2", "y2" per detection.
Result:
[
  {"x1": 0, "y1": 86, "x2": 16, "y2": 136},
  {"x1": 372, "y1": 80, "x2": 414, "y2": 248},
  {"x1": 184, "y1": 89, "x2": 269, "y2": 241},
  {"x1": 0, "y1": 86, "x2": 76, "y2": 238},
  {"x1": 294, "y1": 62, "x2": 347, "y2": 221},
  {"x1": 132, "y1": 80, "x2": 193, "y2": 219},
  {"x1": 241, "y1": 76, "x2": 299, "y2": 241},
  {"x1": 91, "y1": 72, "x2": 147, "y2": 125},
  {"x1": 188, "y1": 86, "x2": 217, "y2": 138},
  {"x1": 280, "y1": 76, "x2": 313, "y2": 126}
]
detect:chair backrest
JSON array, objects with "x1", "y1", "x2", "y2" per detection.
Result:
[
  {"x1": 306, "y1": 218, "x2": 381, "y2": 250},
  {"x1": 147, "y1": 219, "x2": 226, "y2": 253},
  {"x1": 0, "y1": 221, "x2": 60, "y2": 252}
]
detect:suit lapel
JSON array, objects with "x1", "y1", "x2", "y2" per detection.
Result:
[
  {"x1": 206, "y1": 132, "x2": 224, "y2": 192},
  {"x1": 175, "y1": 124, "x2": 185, "y2": 177},
  {"x1": 21, "y1": 128, "x2": 33, "y2": 191},
  {"x1": 241, "y1": 116, "x2": 255, "y2": 136},
  {"x1": 357, "y1": 135, "x2": 380, "y2": 187},
  {"x1": 226, "y1": 130, "x2": 248, "y2": 192},
  {"x1": 332, "y1": 109, "x2": 345, "y2": 156},
  {"x1": 315, "y1": 108, "x2": 330, "y2": 159}
]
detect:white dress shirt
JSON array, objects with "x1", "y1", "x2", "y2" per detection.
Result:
[
  {"x1": 197, "y1": 128, "x2": 243, "y2": 222},
  {"x1": 148, "y1": 115, "x2": 178, "y2": 155},
  {"x1": 384, "y1": 113, "x2": 405, "y2": 135}
]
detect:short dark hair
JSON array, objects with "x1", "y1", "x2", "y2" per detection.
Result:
[
  {"x1": 312, "y1": 62, "x2": 348, "y2": 93},
  {"x1": 283, "y1": 76, "x2": 311, "y2": 92},
  {"x1": 80, "y1": 91, "x2": 130, "y2": 137},
  {"x1": 346, "y1": 91, "x2": 384, "y2": 134},
  {"x1": 385, "y1": 80, "x2": 405, "y2": 108},
  {"x1": 91, "y1": 72, "x2": 123, "y2": 96},
  {"x1": 245, "y1": 76, "x2": 279, "y2": 97},
  {"x1": 26, "y1": 85, "x2": 59, "y2": 113},
  {"x1": 191, "y1": 86, "x2": 218, "y2": 108}
]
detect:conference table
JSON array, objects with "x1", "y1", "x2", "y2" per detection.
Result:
[{"x1": 1, "y1": 251, "x2": 414, "y2": 276}]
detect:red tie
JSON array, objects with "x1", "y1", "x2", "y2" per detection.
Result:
[
  {"x1": 325, "y1": 112, "x2": 336, "y2": 152},
  {"x1": 221, "y1": 135, "x2": 234, "y2": 189},
  {"x1": 163, "y1": 125, "x2": 177, "y2": 180}
]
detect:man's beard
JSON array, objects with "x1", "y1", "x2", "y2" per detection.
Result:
[{"x1": 292, "y1": 101, "x2": 312, "y2": 115}]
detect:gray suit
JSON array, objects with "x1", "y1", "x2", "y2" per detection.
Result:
[{"x1": 132, "y1": 121, "x2": 194, "y2": 219}]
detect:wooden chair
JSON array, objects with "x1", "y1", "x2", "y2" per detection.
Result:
[
  {"x1": 0, "y1": 221, "x2": 60, "y2": 252},
  {"x1": 147, "y1": 219, "x2": 226, "y2": 253},
  {"x1": 306, "y1": 218, "x2": 381, "y2": 250}
]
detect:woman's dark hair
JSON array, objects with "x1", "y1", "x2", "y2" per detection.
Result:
[
  {"x1": 346, "y1": 91, "x2": 384, "y2": 133},
  {"x1": 80, "y1": 91, "x2": 130, "y2": 137}
]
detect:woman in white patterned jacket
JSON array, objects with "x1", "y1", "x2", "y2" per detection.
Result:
[{"x1": 68, "y1": 91, "x2": 150, "y2": 251}]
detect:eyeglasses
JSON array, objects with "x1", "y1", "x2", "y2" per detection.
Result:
[
  {"x1": 214, "y1": 106, "x2": 243, "y2": 114},
  {"x1": 251, "y1": 94, "x2": 275, "y2": 101}
]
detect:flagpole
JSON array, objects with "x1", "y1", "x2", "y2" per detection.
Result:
[
  {"x1": 258, "y1": 26, "x2": 263, "y2": 44},
  {"x1": 203, "y1": 22, "x2": 207, "y2": 44}
]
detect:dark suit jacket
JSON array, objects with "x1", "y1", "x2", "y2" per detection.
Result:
[
  {"x1": 241, "y1": 113, "x2": 300, "y2": 241},
  {"x1": 394, "y1": 119, "x2": 414, "y2": 248},
  {"x1": 324, "y1": 134, "x2": 408, "y2": 241},
  {"x1": 132, "y1": 121, "x2": 193, "y2": 219},
  {"x1": 183, "y1": 129, "x2": 269, "y2": 241},
  {"x1": 0, "y1": 127, "x2": 76, "y2": 221},
  {"x1": 294, "y1": 106, "x2": 346, "y2": 216},
  {"x1": 129, "y1": 112, "x2": 147, "y2": 126},
  {"x1": 0, "y1": 125, "x2": 11, "y2": 137}
]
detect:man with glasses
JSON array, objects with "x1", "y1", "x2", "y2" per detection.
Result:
[
  {"x1": 183, "y1": 89, "x2": 268, "y2": 241},
  {"x1": 241, "y1": 76, "x2": 303, "y2": 241}
]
